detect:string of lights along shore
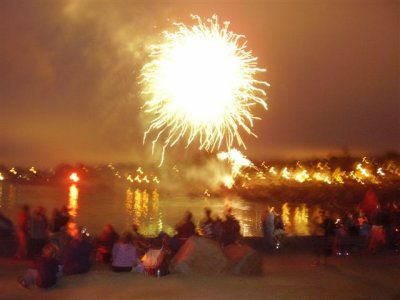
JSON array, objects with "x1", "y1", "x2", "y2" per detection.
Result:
[{"x1": 140, "y1": 15, "x2": 269, "y2": 165}]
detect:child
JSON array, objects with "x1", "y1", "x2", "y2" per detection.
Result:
[{"x1": 18, "y1": 243, "x2": 60, "y2": 289}]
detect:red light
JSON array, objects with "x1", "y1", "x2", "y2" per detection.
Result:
[{"x1": 69, "y1": 172, "x2": 80, "y2": 183}]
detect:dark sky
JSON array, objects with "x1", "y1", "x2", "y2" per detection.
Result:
[{"x1": 1, "y1": 0, "x2": 399, "y2": 168}]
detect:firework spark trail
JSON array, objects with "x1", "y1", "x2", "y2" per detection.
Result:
[
  {"x1": 217, "y1": 148, "x2": 254, "y2": 177},
  {"x1": 217, "y1": 148, "x2": 255, "y2": 188},
  {"x1": 140, "y1": 15, "x2": 269, "y2": 164}
]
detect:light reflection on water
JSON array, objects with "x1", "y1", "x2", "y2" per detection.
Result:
[
  {"x1": 68, "y1": 184, "x2": 79, "y2": 218},
  {"x1": 0, "y1": 183, "x2": 317, "y2": 237}
]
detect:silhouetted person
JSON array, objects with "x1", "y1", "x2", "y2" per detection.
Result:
[
  {"x1": 262, "y1": 206, "x2": 275, "y2": 250},
  {"x1": 132, "y1": 223, "x2": 150, "y2": 257},
  {"x1": 63, "y1": 222, "x2": 93, "y2": 275},
  {"x1": 51, "y1": 208, "x2": 63, "y2": 233},
  {"x1": 171, "y1": 211, "x2": 196, "y2": 252},
  {"x1": 0, "y1": 212, "x2": 15, "y2": 256},
  {"x1": 18, "y1": 243, "x2": 60, "y2": 289},
  {"x1": 176, "y1": 211, "x2": 196, "y2": 240},
  {"x1": 273, "y1": 212, "x2": 285, "y2": 248},
  {"x1": 96, "y1": 224, "x2": 119, "y2": 263},
  {"x1": 313, "y1": 211, "x2": 335, "y2": 266},
  {"x1": 29, "y1": 206, "x2": 49, "y2": 259},
  {"x1": 369, "y1": 204, "x2": 386, "y2": 253},
  {"x1": 16, "y1": 205, "x2": 31, "y2": 260},
  {"x1": 59, "y1": 205, "x2": 71, "y2": 229},
  {"x1": 388, "y1": 201, "x2": 400, "y2": 250},
  {"x1": 221, "y1": 208, "x2": 241, "y2": 246},
  {"x1": 199, "y1": 207, "x2": 214, "y2": 238}
]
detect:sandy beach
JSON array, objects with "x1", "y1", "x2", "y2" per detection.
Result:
[{"x1": 1, "y1": 249, "x2": 399, "y2": 300}]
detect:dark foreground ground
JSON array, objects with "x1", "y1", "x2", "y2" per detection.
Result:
[{"x1": 1, "y1": 241, "x2": 399, "y2": 300}]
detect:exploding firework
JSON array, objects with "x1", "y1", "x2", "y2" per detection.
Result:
[
  {"x1": 140, "y1": 15, "x2": 269, "y2": 163},
  {"x1": 217, "y1": 148, "x2": 254, "y2": 188}
]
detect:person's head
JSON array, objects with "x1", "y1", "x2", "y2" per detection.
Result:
[
  {"x1": 204, "y1": 207, "x2": 212, "y2": 218},
  {"x1": 132, "y1": 223, "x2": 139, "y2": 233},
  {"x1": 61, "y1": 205, "x2": 69, "y2": 214},
  {"x1": 42, "y1": 243, "x2": 58, "y2": 259},
  {"x1": 34, "y1": 206, "x2": 45, "y2": 216},
  {"x1": 226, "y1": 207, "x2": 233, "y2": 216},
  {"x1": 120, "y1": 231, "x2": 133, "y2": 244},
  {"x1": 22, "y1": 204, "x2": 30, "y2": 213},
  {"x1": 185, "y1": 211, "x2": 193, "y2": 222},
  {"x1": 104, "y1": 223, "x2": 114, "y2": 233}
]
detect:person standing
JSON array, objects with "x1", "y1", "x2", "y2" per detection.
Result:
[
  {"x1": 29, "y1": 206, "x2": 49, "y2": 259},
  {"x1": 16, "y1": 205, "x2": 31, "y2": 260},
  {"x1": 313, "y1": 210, "x2": 335, "y2": 266},
  {"x1": 262, "y1": 206, "x2": 275, "y2": 250},
  {"x1": 199, "y1": 207, "x2": 214, "y2": 239}
]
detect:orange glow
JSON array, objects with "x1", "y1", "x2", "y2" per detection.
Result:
[{"x1": 231, "y1": 156, "x2": 398, "y2": 187}]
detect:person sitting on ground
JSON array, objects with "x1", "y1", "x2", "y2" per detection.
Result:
[
  {"x1": 96, "y1": 223, "x2": 119, "y2": 263},
  {"x1": 111, "y1": 231, "x2": 138, "y2": 272},
  {"x1": 141, "y1": 237, "x2": 170, "y2": 277},
  {"x1": 132, "y1": 224, "x2": 150, "y2": 258},
  {"x1": 62, "y1": 222, "x2": 93, "y2": 275},
  {"x1": 18, "y1": 243, "x2": 60, "y2": 289},
  {"x1": 49, "y1": 224, "x2": 72, "y2": 262}
]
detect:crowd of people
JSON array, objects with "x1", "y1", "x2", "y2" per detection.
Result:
[
  {"x1": 0, "y1": 205, "x2": 244, "y2": 290},
  {"x1": 259, "y1": 196, "x2": 400, "y2": 265},
  {"x1": 0, "y1": 192, "x2": 399, "y2": 289}
]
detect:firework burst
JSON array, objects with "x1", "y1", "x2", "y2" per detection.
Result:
[{"x1": 140, "y1": 15, "x2": 269, "y2": 163}]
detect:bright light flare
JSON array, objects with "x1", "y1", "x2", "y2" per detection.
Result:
[
  {"x1": 69, "y1": 172, "x2": 80, "y2": 183},
  {"x1": 141, "y1": 15, "x2": 269, "y2": 162},
  {"x1": 218, "y1": 148, "x2": 254, "y2": 188},
  {"x1": 218, "y1": 148, "x2": 254, "y2": 176}
]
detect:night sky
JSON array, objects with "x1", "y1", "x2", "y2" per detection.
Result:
[{"x1": 1, "y1": 0, "x2": 399, "y2": 168}]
